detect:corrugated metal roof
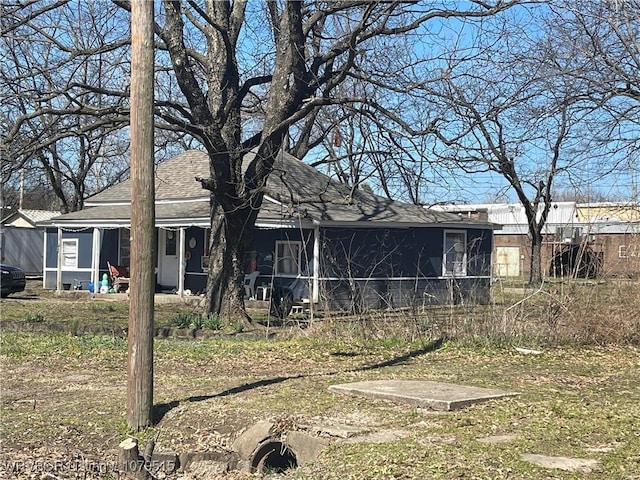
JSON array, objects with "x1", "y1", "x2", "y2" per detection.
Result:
[
  {"x1": 1, "y1": 209, "x2": 61, "y2": 227},
  {"x1": 432, "y1": 202, "x2": 640, "y2": 235},
  {"x1": 432, "y1": 202, "x2": 577, "y2": 225},
  {"x1": 432, "y1": 202, "x2": 578, "y2": 233}
]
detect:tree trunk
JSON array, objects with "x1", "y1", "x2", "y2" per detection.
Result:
[
  {"x1": 529, "y1": 232, "x2": 544, "y2": 285},
  {"x1": 203, "y1": 198, "x2": 260, "y2": 328}
]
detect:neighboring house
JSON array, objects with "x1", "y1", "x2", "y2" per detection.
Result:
[
  {"x1": 1, "y1": 209, "x2": 60, "y2": 275},
  {"x1": 432, "y1": 202, "x2": 640, "y2": 279},
  {"x1": 41, "y1": 150, "x2": 496, "y2": 310}
]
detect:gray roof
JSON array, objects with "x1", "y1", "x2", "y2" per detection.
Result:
[
  {"x1": 86, "y1": 150, "x2": 211, "y2": 204},
  {"x1": 49, "y1": 150, "x2": 493, "y2": 228},
  {"x1": 2, "y1": 209, "x2": 60, "y2": 226}
]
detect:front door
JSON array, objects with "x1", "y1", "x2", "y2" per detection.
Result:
[{"x1": 159, "y1": 229, "x2": 178, "y2": 288}]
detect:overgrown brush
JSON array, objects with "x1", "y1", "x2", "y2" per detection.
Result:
[{"x1": 316, "y1": 278, "x2": 640, "y2": 347}]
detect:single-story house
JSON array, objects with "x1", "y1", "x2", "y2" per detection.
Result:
[
  {"x1": 1, "y1": 209, "x2": 60, "y2": 275},
  {"x1": 41, "y1": 150, "x2": 496, "y2": 310},
  {"x1": 432, "y1": 201, "x2": 640, "y2": 279}
]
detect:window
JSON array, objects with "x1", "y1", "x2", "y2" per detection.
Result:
[
  {"x1": 203, "y1": 228, "x2": 210, "y2": 256},
  {"x1": 119, "y1": 229, "x2": 130, "y2": 267},
  {"x1": 202, "y1": 228, "x2": 211, "y2": 271},
  {"x1": 443, "y1": 230, "x2": 467, "y2": 276},
  {"x1": 61, "y1": 239, "x2": 78, "y2": 269},
  {"x1": 165, "y1": 230, "x2": 176, "y2": 256},
  {"x1": 275, "y1": 241, "x2": 302, "y2": 276}
]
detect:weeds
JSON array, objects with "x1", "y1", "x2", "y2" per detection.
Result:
[
  {"x1": 231, "y1": 321, "x2": 244, "y2": 333},
  {"x1": 201, "y1": 313, "x2": 221, "y2": 330},
  {"x1": 68, "y1": 318, "x2": 80, "y2": 336},
  {"x1": 3, "y1": 277, "x2": 639, "y2": 346},
  {"x1": 170, "y1": 312, "x2": 222, "y2": 330},
  {"x1": 23, "y1": 312, "x2": 45, "y2": 323},
  {"x1": 317, "y1": 278, "x2": 640, "y2": 347},
  {"x1": 170, "y1": 312, "x2": 199, "y2": 328}
]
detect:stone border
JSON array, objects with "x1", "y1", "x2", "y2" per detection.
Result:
[{"x1": 0, "y1": 320, "x2": 229, "y2": 340}]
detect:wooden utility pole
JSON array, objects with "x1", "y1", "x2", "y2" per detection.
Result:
[{"x1": 127, "y1": 0, "x2": 155, "y2": 431}]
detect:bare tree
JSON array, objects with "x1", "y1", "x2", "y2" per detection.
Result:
[
  {"x1": 4, "y1": 1, "x2": 520, "y2": 324},
  {"x1": 146, "y1": 1, "x2": 521, "y2": 324},
  {"x1": 544, "y1": 0, "x2": 640, "y2": 201},
  {"x1": 1, "y1": 1, "x2": 133, "y2": 212},
  {"x1": 302, "y1": 102, "x2": 447, "y2": 205},
  {"x1": 0, "y1": 2, "x2": 184, "y2": 212},
  {"x1": 421, "y1": 11, "x2": 599, "y2": 284}
]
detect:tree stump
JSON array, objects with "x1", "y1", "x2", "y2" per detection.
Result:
[{"x1": 119, "y1": 437, "x2": 152, "y2": 480}]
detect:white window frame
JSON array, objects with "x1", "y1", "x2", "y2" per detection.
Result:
[
  {"x1": 275, "y1": 240, "x2": 302, "y2": 276},
  {"x1": 61, "y1": 238, "x2": 79, "y2": 270},
  {"x1": 443, "y1": 230, "x2": 467, "y2": 277}
]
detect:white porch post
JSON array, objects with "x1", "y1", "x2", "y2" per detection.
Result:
[
  {"x1": 91, "y1": 228, "x2": 101, "y2": 288},
  {"x1": 56, "y1": 227, "x2": 63, "y2": 292},
  {"x1": 313, "y1": 222, "x2": 320, "y2": 303},
  {"x1": 41, "y1": 228, "x2": 47, "y2": 289},
  {"x1": 178, "y1": 227, "x2": 186, "y2": 297}
]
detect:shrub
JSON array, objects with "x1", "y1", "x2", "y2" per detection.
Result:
[
  {"x1": 202, "y1": 313, "x2": 221, "y2": 330},
  {"x1": 24, "y1": 312, "x2": 45, "y2": 323},
  {"x1": 170, "y1": 312, "x2": 199, "y2": 329},
  {"x1": 170, "y1": 312, "x2": 222, "y2": 330}
]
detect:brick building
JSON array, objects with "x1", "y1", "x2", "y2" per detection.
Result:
[{"x1": 432, "y1": 202, "x2": 640, "y2": 279}]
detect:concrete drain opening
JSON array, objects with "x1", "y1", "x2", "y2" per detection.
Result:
[{"x1": 250, "y1": 440, "x2": 298, "y2": 474}]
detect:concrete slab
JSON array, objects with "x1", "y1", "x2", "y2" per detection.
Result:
[
  {"x1": 329, "y1": 380, "x2": 519, "y2": 411},
  {"x1": 521, "y1": 454, "x2": 599, "y2": 473}
]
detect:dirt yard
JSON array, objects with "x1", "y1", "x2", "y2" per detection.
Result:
[{"x1": 1, "y1": 282, "x2": 640, "y2": 479}]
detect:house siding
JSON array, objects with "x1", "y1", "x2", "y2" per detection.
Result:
[
  {"x1": 319, "y1": 277, "x2": 491, "y2": 311},
  {"x1": 0, "y1": 226, "x2": 44, "y2": 275},
  {"x1": 41, "y1": 222, "x2": 496, "y2": 309},
  {"x1": 317, "y1": 226, "x2": 492, "y2": 311},
  {"x1": 183, "y1": 226, "x2": 208, "y2": 293},
  {"x1": 321, "y1": 227, "x2": 440, "y2": 278},
  {"x1": 43, "y1": 150, "x2": 497, "y2": 308},
  {"x1": 44, "y1": 228, "x2": 126, "y2": 289},
  {"x1": 320, "y1": 227, "x2": 492, "y2": 279}
]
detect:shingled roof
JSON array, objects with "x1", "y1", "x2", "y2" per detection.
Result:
[
  {"x1": 86, "y1": 150, "x2": 210, "y2": 204},
  {"x1": 49, "y1": 150, "x2": 492, "y2": 228}
]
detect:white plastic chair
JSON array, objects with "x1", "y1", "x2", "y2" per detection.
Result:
[{"x1": 244, "y1": 271, "x2": 260, "y2": 299}]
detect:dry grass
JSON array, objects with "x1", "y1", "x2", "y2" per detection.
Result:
[
  {"x1": 3, "y1": 278, "x2": 638, "y2": 347},
  {"x1": 1, "y1": 332, "x2": 639, "y2": 479},
  {"x1": 1, "y1": 278, "x2": 639, "y2": 478},
  {"x1": 313, "y1": 278, "x2": 640, "y2": 347}
]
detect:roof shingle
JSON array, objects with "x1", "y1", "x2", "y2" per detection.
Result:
[{"x1": 52, "y1": 150, "x2": 492, "y2": 227}]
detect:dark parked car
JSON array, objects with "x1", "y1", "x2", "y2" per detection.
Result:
[{"x1": 1, "y1": 264, "x2": 26, "y2": 297}]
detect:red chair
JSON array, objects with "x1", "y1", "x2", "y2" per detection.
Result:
[{"x1": 107, "y1": 262, "x2": 130, "y2": 292}]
